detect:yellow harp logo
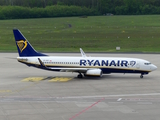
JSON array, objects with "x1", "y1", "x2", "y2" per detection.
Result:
[{"x1": 17, "y1": 40, "x2": 27, "y2": 53}]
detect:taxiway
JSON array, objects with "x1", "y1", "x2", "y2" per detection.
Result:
[{"x1": 0, "y1": 53, "x2": 160, "y2": 120}]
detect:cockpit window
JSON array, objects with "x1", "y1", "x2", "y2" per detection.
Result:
[{"x1": 144, "y1": 63, "x2": 151, "y2": 65}]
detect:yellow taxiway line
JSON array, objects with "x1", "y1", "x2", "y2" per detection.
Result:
[
  {"x1": 21, "y1": 77, "x2": 44, "y2": 82},
  {"x1": 21, "y1": 77, "x2": 73, "y2": 82},
  {"x1": 48, "y1": 77, "x2": 73, "y2": 82},
  {"x1": 0, "y1": 90, "x2": 12, "y2": 93}
]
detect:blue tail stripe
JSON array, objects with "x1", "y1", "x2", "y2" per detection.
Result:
[
  {"x1": 13, "y1": 29, "x2": 47, "y2": 57},
  {"x1": 13, "y1": 29, "x2": 26, "y2": 41}
]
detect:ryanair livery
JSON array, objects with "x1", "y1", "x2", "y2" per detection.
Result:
[{"x1": 13, "y1": 29, "x2": 157, "y2": 78}]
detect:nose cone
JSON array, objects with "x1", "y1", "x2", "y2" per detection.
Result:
[{"x1": 151, "y1": 64, "x2": 157, "y2": 71}]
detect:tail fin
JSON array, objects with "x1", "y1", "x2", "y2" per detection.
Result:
[{"x1": 13, "y1": 29, "x2": 47, "y2": 57}]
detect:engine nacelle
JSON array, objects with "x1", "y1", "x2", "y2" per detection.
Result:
[{"x1": 85, "y1": 69, "x2": 102, "y2": 77}]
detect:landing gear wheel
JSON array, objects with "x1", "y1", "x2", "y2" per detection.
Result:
[
  {"x1": 77, "y1": 73, "x2": 83, "y2": 78},
  {"x1": 140, "y1": 74, "x2": 143, "y2": 78}
]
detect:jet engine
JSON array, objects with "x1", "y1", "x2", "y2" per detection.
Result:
[{"x1": 85, "y1": 69, "x2": 102, "y2": 77}]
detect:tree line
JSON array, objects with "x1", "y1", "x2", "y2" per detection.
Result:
[
  {"x1": 0, "y1": 5, "x2": 98, "y2": 19},
  {"x1": 0, "y1": 0, "x2": 160, "y2": 19}
]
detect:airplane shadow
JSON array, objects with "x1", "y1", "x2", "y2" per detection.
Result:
[
  {"x1": 73, "y1": 74, "x2": 152, "y2": 81},
  {"x1": 21, "y1": 74, "x2": 153, "y2": 82}
]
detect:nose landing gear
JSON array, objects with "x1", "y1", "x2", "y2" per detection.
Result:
[
  {"x1": 140, "y1": 74, "x2": 143, "y2": 78},
  {"x1": 140, "y1": 72, "x2": 149, "y2": 79}
]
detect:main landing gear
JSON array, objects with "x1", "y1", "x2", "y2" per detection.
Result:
[
  {"x1": 140, "y1": 74, "x2": 144, "y2": 78},
  {"x1": 77, "y1": 73, "x2": 83, "y2": 78}
]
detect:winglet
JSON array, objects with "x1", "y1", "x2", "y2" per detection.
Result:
[{"x1": 80, "y1": 48, "x2": 87, "y2": 57}]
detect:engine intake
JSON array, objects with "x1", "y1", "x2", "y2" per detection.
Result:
[{"x1": 85, "y1": 69, "x2": 102, "y2": 77}]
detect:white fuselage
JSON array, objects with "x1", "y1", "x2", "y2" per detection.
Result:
[{"x1": 17, "y1": 56, "x2": 157, "y2": 74}]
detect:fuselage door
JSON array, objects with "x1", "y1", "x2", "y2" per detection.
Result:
[{"x1": 136, "y1": 61, "x2": 140, "y2": 69}]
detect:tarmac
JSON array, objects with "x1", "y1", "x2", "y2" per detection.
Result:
[{"x1": 0, "y1": 53, "x2": 160, "y2": 120}]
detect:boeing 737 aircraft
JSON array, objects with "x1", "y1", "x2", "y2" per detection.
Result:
[{"x1": 13, "y1": 29, "x2": 157, "y2": 78}]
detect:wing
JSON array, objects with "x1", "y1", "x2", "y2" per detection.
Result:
[
  {"x1": 50, "y1": 67, "x2": 88, "y2": 72},
  {"x1": 38, "y1": 58, "x2": 88, "y2": 73}
]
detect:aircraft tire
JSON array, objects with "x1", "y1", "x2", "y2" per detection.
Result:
[
  {"x1": 77, "y1": 74, "x2": 83, "y2": 78},
  {"x1": 140, "y1": 74, "x2": 143, "y2": 78}
]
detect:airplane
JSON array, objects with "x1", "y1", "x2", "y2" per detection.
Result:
[{"x1": 13, "y1": 29, "x2": 157, "y2": 78}]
